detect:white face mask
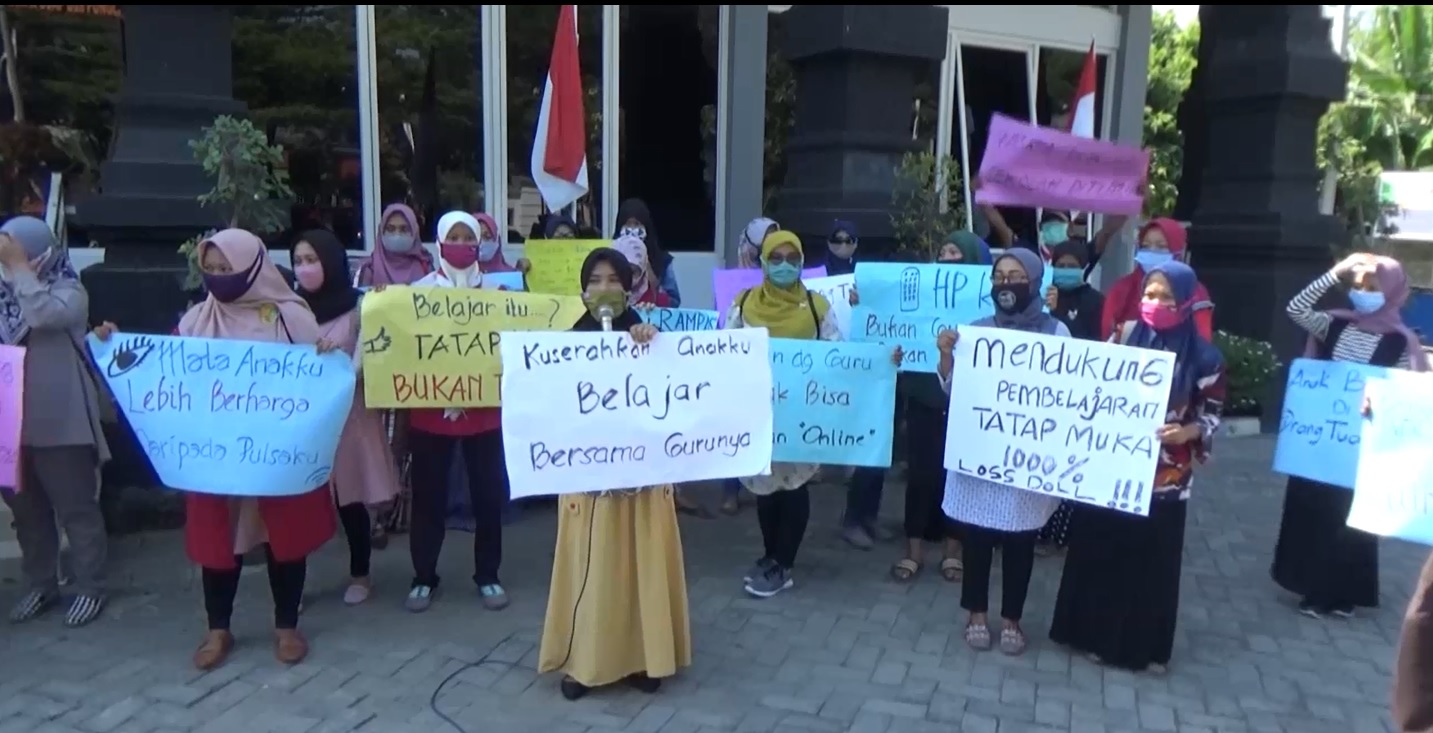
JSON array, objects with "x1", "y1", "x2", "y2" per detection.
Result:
[
  {"x1": 478, "y1": 240, "x2": 500, "y2": 261},
  {"x1": 381, "y1": 233, "x2": 412, "y2": 252}
]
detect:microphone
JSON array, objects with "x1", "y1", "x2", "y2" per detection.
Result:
[{"x1": 598, "y1": 304, "x2": 614, "y2": 332}]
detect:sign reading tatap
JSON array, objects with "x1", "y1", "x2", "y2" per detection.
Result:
[
  {"x1": 86, "y1": 333, "x2": 355, "y2": 497},
  {"x1": 976, "y1": 113, "x2": 1149, "y2": 215},
  {"x1": 499, "y1": 329, "x2": 774, "y2": 497},
  {"x1": 0, "y1": 345, "x2": 24, "y2": 489},
  {"x1": 944, "y1": 326, "x2": 1173, "y2": 516},
  {"x1": 1272, "y1": 358, "x2": 1388, "y2": 490},
  {"x1": 359, "y1": 286, "x2": 587, "y2": 408},
  {"x1": 851, "y1": 262, "x2": 1053, "y2": 373},
  {"x1": 1347, "y1": 372, "x2": 1433, "y2": 545},
  {"x1": 523, "y1": 239, "x2": 608, "y2": 296},
  {"x1": 768, "y1": 338, "x2": 896, "y2": 467}
]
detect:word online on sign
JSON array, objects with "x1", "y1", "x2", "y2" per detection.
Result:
[
  {"x1": 500, "y1": 329, "x2": 774, "y2": 498},
  {"x1": 767, "y1": 339, "x2": 897, "y2": 468},
  {"x1": 944, "y1": 327, "x2": 1174, "y2": 516}
]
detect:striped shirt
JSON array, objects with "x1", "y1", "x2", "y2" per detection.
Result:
[{"x1": 1286, "y1": 270, "x2": 1413, "y2": 368}]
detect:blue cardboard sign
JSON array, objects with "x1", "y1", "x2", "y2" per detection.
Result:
[
  {"x1": 1272, "y1": 357, "x2": 1389, "y2": 490},
  {"x1": 1348, "y1": 373, "x2": 1433, "y2": 545},
  {"x1": 768, "y1": 338, "x2": 897, "y2": 467},
  {"x1": 87, "y1": 333, "x2": 356, "y2": 496},
  {"x1": 850, "y1": 262, "x2": 1053, "y2": 373},
  {"x1": 481, "y1": 271, "x2": 526, "y2": 291},
  {"x1": 640, "y1": 307, "x2": 719, "y2": 331}
]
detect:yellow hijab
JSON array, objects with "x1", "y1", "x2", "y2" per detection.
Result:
[{"x1": 737, "y1": 230, "x2": 830, "y2": 339}]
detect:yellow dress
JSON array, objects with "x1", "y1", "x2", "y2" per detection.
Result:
[{"x1": 538, "y1": 485, "x2": 692, "y2": 687}]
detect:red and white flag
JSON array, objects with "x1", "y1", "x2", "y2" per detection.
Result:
[
  {"x1": 1066, "y1": 42, "x2": 1097, "y2": 139},
  {"x1": 530, "y1": 5, "x2": 588, "y2": 212}
]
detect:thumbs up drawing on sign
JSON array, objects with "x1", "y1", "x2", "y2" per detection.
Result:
[{"x1": 363, "y1": 327, "x2": 392, "y2": 355}]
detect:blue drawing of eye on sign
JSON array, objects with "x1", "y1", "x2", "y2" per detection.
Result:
[
  {"x1": 85, "y1": 333, "x2": 357, "y2": 497},
  {"x1": 850, "y1": 262, "x2": 1053, "y2": 373},
  {"x1": 1272, "y1": 358, "x2": 1389, "y2": 490},
  {"x1": 768, "y1": 338, "x2": 897, "y2": 467},
  {"x1": 639, "y1": 307, "x2": 719, "y2": 331},
  {"x1": 1347, "y1": 372, "x2": 1433, "y2": 545}
]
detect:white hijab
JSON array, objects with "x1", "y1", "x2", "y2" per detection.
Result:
[{"x1": 435, "y1": 211, "x2": 483, "y2": 288}]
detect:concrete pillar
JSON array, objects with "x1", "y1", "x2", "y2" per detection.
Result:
[{"x1": 717, "y1": 5, "x2": 769, "y2": 266}]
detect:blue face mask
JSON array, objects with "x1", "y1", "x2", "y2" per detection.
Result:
[
  {"x1": 1349, "y1": 290, "x2": 1386, "y2": 314},
  {"x1": 1051, "y1": 267, "x2": 1084, "y2": 290},
  {"x1": 1134, "y1": 249, "x2": 1174, "y2": 270},
  {"x1": 1040, "y1": 222, "x2": 1069, "y2": 247},
  {"x1": 764, "y1": 261, "x2": 801, "y2": 287}
]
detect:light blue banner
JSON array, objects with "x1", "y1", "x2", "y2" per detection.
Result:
[
  {"x1": 768, "y1": 338, "x2": 897, "y2": 467},
  {"x1": 850, "y1": 262, "x2": 1053, "y2": 373},
  {"x1": 640, "y1": 307, "x2": 719, "y2": 331},
  {"x1": 1349, "y1": 373, "x2": 1433, "y2": 545},
  {"x1": 482, "y1": 271, "x2": 526, "y2": 291},
  {"x1": 1273, "y1": 357, "x2": 1388, "y2": 490},
  {"x1": 87, "y1": 333, "x2": 356, "y2": 497}
]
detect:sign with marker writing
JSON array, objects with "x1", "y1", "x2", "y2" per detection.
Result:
[
  {"x1": 85, "y1": 333, "x2": 355, "y2": 496},
  {"x1": 359, "y1": 286, "x2": 587, "y2": 408},
  {"x1": 943, "y1": 326, "x2": 1174, "y2": 516},
  {"x1": 802, "y1": 274, "x2": 854, "y2": 338},
  {"x1": 768, "y1": 339, "x2": 896, "y2": 467},
  {"x1": 975, "y1": 113, "x2": 1149, "y2": 215},
  {"x1": 0, "y1": 345, "x2": 23, "y2": 489},
  {"x1": 1272, "y1": 358, "x2": 1389, "y2": 490},
  {"x1": 499, "y1": 329, "x2": 774, "y2": 497},
  {"x1": 1347, "y1": 373, "x2": 1433, "y2": 545},
  {"x1": 850, "y1": 262, "x2": 1052, "y2": 374},
  {"x1": 640, "y1": 307, "x2": 719, "y2": 331},
  {"x1": 523, "y1": 239, "x2": 608, "y2": 297},
  {"x1": 712, "y1": 266, "x2": 827, "y2": 327}
]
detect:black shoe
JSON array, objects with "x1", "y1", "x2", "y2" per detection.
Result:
[
  {"x1": 625, "y1": 673, "x2": 660, "y2": 694},
  {"x1": 560, "y1": 676, "x2": 589, "y2": 701}
]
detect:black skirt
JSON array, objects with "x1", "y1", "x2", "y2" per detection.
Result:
[
  {"x1": 1270, "y1": 476, "x2": 1380, "y2": 608},
  {"x1": 1049, "y1": 500, "x2": 1187, "y2": 671}
]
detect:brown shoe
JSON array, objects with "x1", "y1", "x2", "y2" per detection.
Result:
[
  {"x1": 274, "y1": 628, "x2": 308, "y2": 665},
  {"x1": 193, "y1": 630, "x2": 234, "y2": 671}
]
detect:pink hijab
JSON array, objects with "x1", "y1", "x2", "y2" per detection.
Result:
[
  {"x1": 612, "y1": 234, "x2": 651, "y2": 301},
  {"x1": 472, "y1": 212, "x2": 514, "y2": 273},
  {"x1": 179, "y1": 229, "x2": 321, "y2": 344},
  {"x1": 365, "y1": 204, "x2": 433, "y2": 285},
  {"x1": 1304, "y1": 255, "x2": 1430, "y2": 371}
]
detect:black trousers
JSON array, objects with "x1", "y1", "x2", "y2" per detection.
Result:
[
  {"x1": 408, "y1": 429, "x2": 508, "y2": 587},
  {"x1": 337, "y1": 501, "x2": 371, "y2": 578},
  {"x1": 202, "y1": 546, "x2": 306, "y2": 630},
  {"x1": 757, "y1": 486, "x2": 811, "y2": 569},
  {"x1": 905, "y1": 401, "x2": 954, "y2": 542},
  {"x1": 960, "y1": 524, "x2": 1037, "y2": 622}
]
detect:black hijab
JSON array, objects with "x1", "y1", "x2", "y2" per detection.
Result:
[
  {"x1": 571, "y1": 247, "x2": 644, "y2": 332},
  {"x1": 296, "y1": 228, "x2": 361, "y2": 325},
  {"x1": 543, "y1": 214, "x2": 578, "y2": 238},
  {"x1": 1048, "y1": 238, "x2": 1104, "y2": 341},
  {"x1": 612, "y1": 198, "x2": 671, "y2": 280}
]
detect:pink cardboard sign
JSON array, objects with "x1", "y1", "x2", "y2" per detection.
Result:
[
  {"x1": 0, "y1": 345, "x2": 23, "y2": 489},
  {"x1": 975, "y1": 113, "x2": 1149, "y2": 215},
  {"x1": 712, "y1": 266, "x2": 828, "y2": 327}
]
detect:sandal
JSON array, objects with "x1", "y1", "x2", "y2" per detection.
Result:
[
  {"x1": 889, "y1": 558, "x2": 921, "y2": 582},
  {"x1": 939, "y1": 557, "x2": 963, "y2": 582},
  {"x1": 964, "y1": 622, "x2": 992, "y2": 651},
  {"x1": 999, "y1": 626, "x2": 1027, "y2": 656}
]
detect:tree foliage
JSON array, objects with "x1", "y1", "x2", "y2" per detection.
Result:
[
  {"x1": 1142, "y1": 10, "x2": 1198, "y2": 218},
  {"x1": 888, "y1": 151, "x2": 966, "y2": 260}
]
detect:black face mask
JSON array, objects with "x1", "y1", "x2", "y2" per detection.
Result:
[{"x1": 991, "y1": 283, "x2": 1032, "y2": 315}]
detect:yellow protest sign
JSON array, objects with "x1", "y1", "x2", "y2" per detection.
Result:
[
  {"x1": 359, "y1": 286, "x2": 587, "y2": 408},
  {"x1": 523, "y1": 239, "x2": 608, "y2": 296}
]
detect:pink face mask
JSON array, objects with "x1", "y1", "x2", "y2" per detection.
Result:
[
  {"x1": 1139, "y1": 300, "x2": 1183, "y2": 331},
  {"x1": 440, "y1": 243, "x2": 478, "y2": 269},
  {"x1": 294, "y1": 263, "x2": 324, "y2": 292}
]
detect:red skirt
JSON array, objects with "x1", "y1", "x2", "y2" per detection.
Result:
[{"x1": 184, "y1": 485, "x2": 336, "y2": 570}]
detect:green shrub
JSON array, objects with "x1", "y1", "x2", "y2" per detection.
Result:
[{"x1": 1213, "y1": 330, "x2": 1282, "y2": 417}]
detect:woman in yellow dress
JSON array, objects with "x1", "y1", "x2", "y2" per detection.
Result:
[{"x1": 538, "y1": 247, "x2": 692, "y2": 701}]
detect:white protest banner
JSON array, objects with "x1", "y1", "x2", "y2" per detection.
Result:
[
  {"x1": 802, "y1": 274, "x2": 854, "y2": 339},
  {"x1": 500, "y1": 329, "x2": 774, "y2": 497},
  {"x1": 943, "y1": 326, "x2": 1174, "y2": 516}
]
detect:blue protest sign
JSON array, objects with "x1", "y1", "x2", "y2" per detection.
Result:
[
  {"x1": 768, "y1": 338, "x2": 897, "y2": 467},
  {"x1": 1348, "y1": 373, "x2": 1433, "y2": 545},
  {"x1": 482, "y1": 271, "x2": 526, "y2": 291},
  {"x1": 850, "y1": 262, "x2": 1053, "y2": 373},
  {"x1": 86, "y1": 333, "x2": 356, "y2": 497},
  {"x1": 640, "y1": 307, "x2": 719, "y2": 331},
  {"x1": 1272, "y1": 357, "x2": 1389, "y2": 490}
]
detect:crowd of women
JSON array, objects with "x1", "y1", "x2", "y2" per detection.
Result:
[{"x1": 0, "y1": 195, "x2": 1426, "y2": 707}]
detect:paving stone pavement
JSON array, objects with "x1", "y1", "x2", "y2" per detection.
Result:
[{"x1": 0, "y1": 436, "x2": 1422, "y2": 733}]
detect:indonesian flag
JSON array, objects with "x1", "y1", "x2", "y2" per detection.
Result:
[
  {"x1": 530, "y1": 5, "x2": 589, "y2": 212},
  {"x1": 1067, "y1": 42, "x2": 1097, "y2": 139}
]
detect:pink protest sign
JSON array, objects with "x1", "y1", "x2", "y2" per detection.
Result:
[
  {"x1": 975, "y1": 113, "x2": 1149, "y2": 215},
  {"x1": 712, "y1": 266, "x2": 827, "y2": 327},
  {"x1": 0, "y1": 345, "x2": 23, "y2": 489}
]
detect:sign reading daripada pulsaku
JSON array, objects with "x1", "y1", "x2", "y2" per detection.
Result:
[
  {"x1": 943, "y1": 326, "x2": 1174, "y2": 517},
  {"x1": 768, "y1": 338, "x2": 897, "y2": 467},
  {"x1": 359, "y1": 286, "x2": 587, "y2": 408},
  {"x1": 499, "y1": 329, "x2": 774, "y2": 498}
]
